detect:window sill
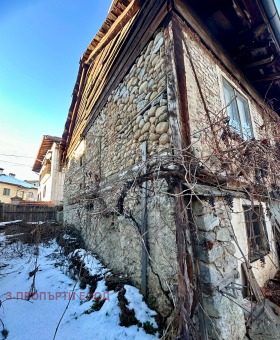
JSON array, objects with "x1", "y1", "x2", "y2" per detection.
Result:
[{"x1": 249, "y1": 250, "x2": 270, "y2": 263}]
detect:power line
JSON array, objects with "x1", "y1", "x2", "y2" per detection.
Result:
[
  {"x1": 0, "y1": 153, "x2": 34, "y2": 158},
  {"x1": 0, "y1": 159, "x2": 33, "y2": 167}
]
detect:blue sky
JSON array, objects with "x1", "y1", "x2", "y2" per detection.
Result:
[
  {"x1": 0, "y1": 0, "x2": 112, "y2": 179},
  {"x1": 0, "y1": 0, "x2": 280, "y2": 180}
]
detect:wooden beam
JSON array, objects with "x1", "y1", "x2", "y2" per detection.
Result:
[
  {"x1": 85, "y1": 0, "x2": 141, "y2": 64},
  {"x1": 164, "y1": 11, "x2": 191, "y2": 152},
  {"x1": 173, "y1": 182, "x2": 198, "y2": 339},
  {"x1": 64, "y1": 63, "x2": 89, "y2": 158},
  {"x1": 252, "y1": 73, "x2": 280, "y2": 83},
  {"x1": 81, "y1": 0, "x2": 168, "y2": 138},
  {"x1": 172, "y1": 15, "x2": 191, "y2": 150},
  {"x1": 241, "y1": 262, "x2": 264, "y2": 302},
  {"x1": 172, "y1": 0, "x2": 268, "y2": 114},
  {"x1": 243, "y1": 54, "x2": 275, "y2": 68},
  {"x1": 140, "y1": 141, "x2": 148, "y2": 298},
  {"x1": 164, "y1": 18, "x2": 182, "y2": 152},
  {"x1": 164, "y1": 15, "x2": 197, "y2": 332}
]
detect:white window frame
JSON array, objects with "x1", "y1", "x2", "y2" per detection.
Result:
[
  {"x1": 18, "y1": 191, "x2": 24, "y2": 198},
  {"x1": 3, "y1": 188, "x2": 10, "y2": 196},
  {"x1": 243, "y1": 203, "x2": 270, "y2": 262},
  {"x1": 218, "y1": 71, "x2": 256, "y2": 140},
  {"x1": 223, "y1": 78, "x2": 253, "y2": 139}
]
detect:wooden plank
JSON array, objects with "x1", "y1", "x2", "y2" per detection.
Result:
[
  {"x1": 174, "y1": 184, "x2": 195, "y2": 339},
  {"x1": 164, "y1": 17, "x2": 183, "y2": 153},
  {"x1": 85, "y1": 0, "x2": 141, "y2": 64},
  {"x1": 66, "y1": 0, "x2": 168, "y2": 158},
  {"x1": 67, "y1": 21, "x2": 133, "y2": 157},
  {"x1": 62, "y1": 63, "x2": 89, "y2": 157},
  {"x1": 85, "y1": 18, "x2": 133, "y2": 116},
  {"x1": 241, "y1": 262, "x2": 264, "y2": 302},
  {"x1": 171, "y1": 14, "x2": 191, "y2": 150},
  {"x1": 186, "y1": 196, "x2": 209, "y2": 340},
  {"x1": 80, "y1": 0, "x2": 168, "y2": 138}
]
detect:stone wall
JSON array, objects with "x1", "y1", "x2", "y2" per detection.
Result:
[
  {"x1": 193, "y1": 197, "x2": 246, "y2": 339},
  {"x1": 87, "y1": 29, "x2": 170, "y2": 180},
  {"x1": 232, "y1": 198, "x2": 278, "y2": 288},
  {"x1": 180, "y1": 23, "x2": 279, "y2": 338},
  {"x1": 64, "y1": 178, "x2": 177, "y2": 316},
  {"x1": 181, "y1": 26, "x2": 274, "y2": 162},
  {"x1": 64, "y1": 29, "x2": 177, "y2": 316},
  {"x1": 180, "y1": 15, "x2": 279, "y2": 272},
  {"x1": 63, "y1": 18, "x2": 279, "y2": 338}
]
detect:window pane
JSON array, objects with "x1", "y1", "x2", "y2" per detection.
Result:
[
  {"x1": 3, "y1": 188, "x2": 10, "y2": 196},
  {"x1": 223, "y1": 80, "x2": 241, "y2": 133},
  {"x1": 236, "y1": 94, "x2": 252, "y2": 140},
  {"x1": 243, "y1": 205, "x2": 270, "y2": 261}
]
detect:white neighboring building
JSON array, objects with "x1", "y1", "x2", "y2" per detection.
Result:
[{"x1": 33, "y1": 135, "x2": 65, "y2": 206}]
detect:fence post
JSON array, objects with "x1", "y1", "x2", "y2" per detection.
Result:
[{"x1": 0, "y1": 203, "x2": 3, "y2": 221}]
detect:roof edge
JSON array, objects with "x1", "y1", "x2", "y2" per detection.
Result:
[
  {"x1": 32, "y1": 135, "x2": 61, "y2": 173},
  {"x1": 260, "y1": 0, "x2": 280, "y2": 50}
]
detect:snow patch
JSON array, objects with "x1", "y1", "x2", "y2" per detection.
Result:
[
  {"x1": 0, "y1": 220, "x2": 22, "y2": 226},
  {"x1": 0, "y1": 238, "x2": 159, "y2": 339},
  {"x1": 71, "y1": 248, "x2": 109, "y2": 276}
]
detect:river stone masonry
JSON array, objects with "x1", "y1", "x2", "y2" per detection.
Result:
[
  {"x1": 64, "y1": 29, "x2": 171, "y2": 209},
  {"x1": 89, "y1": 29, "x2": 171, "y2": 179},
  {"x1": 63, "y1": 30, "x2": 177, "y2": 317}
]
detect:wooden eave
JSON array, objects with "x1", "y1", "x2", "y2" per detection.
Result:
[
  {"x1": 33, "y1": 135, "x2": 61, "y2": 173},
  {"x1": 81, "y1": 0, "x2": 134, "y2": 64},
  {"x1": 61, "y1": 0, "x2": 169, "y2": 162},
  {"x1": 61, "y1": 0, "x2": 280, "y2": 164},
  {"x1": 60, "y1": 0, "x2": 139, "y2": 161},
  {"x1": 181, "y1": 0, "x2": 280, "y2": 114}
]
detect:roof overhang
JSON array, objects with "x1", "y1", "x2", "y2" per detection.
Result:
[
  {"x1": 60, "y1": 0, "x2": 140, "y2": 158},
  {"x1": 32, "y1": 135, "x2": 61, "y2": 173},
  {"x1": 60, "y1": 0, "x2": 280, "y2": 163},
  {"x1": 185, "y1": 0, "x2": 280, "y2": 113}
]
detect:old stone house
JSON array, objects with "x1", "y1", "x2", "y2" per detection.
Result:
[
  {"x1": 61, "y1": 0, "x2": 280, "y2": 338},
  {"x1": 33, "y1": 135, "x2": 64, "y2": 206}
]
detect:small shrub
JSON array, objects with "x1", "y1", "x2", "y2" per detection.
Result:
[
  {"x1": 143, "y1": 321, "x2": 158, "y2": 335},
  {"x1": 84, "y1": 298, "x2": 105, "y2": 314}
]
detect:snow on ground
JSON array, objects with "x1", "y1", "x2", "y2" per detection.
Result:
[
  {"x1": 0, "y1": 220, "x2": 22, "y2": 227},
  {"x1": 0, "y1": 234, "x2": 158, "y2": 340},
  {"x1": 72, "y1": 248, "x2": 110, "y2": 276},
  {"x1": 0, "y1": 233, "x2": 5, "y2": 242}
]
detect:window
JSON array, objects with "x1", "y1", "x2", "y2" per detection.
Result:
[
  {"x1": 27, "y1": 192, "x2": 33, "y2": 198},
  {"x1": 3, "y1": 188, "x2": 10, "y2": 196},
  {"x1": 18, "y1": 191, "x2": 24, "y2": 198},
  {"x1": 244, "y1": 205, "x2": 270, "y2": 262},
  {"x1": 43, "y1": 186, "x2": 46, "y2": 198},
  {"x1": 223, "y1": 78, "x2": 253, "y2": 140}
]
